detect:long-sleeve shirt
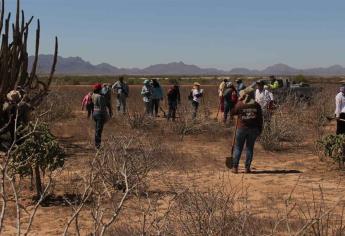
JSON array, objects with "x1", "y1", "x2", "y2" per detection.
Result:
[
  {"x1": 152, "y1": 86, "x2": 163, "y2": 100},
  {"x1": 191, "y1": 88, "x2": 203, "y2": 103},
  {"x1": 92, "y1": 93, "x2": 107, "y2": 114},
  {"x1": 141, "y1": 85, "x2": 152, "y2": 103},
  {"x1": 335, "y1": 92, "x2": 345, "y2": 117},
  {"x1": 231, "y1": 101, "x2": 263, "y2": 132},
  {"x1": 255, "y1": 89, "x2": 273, "y2": 110},
  {"x1": 218, "y1": 82, "x2": 226, "y2": 97},
  {"x1": 112, "y1": 81, "x2": 129, "y2": 97}
]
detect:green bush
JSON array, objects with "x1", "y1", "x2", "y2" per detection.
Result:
[{"x1": 10, "y1": 122, "x2": 65, "y2": 195}]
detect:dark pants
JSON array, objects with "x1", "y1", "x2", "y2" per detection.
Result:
[
  {"x1": 223, "y1": 102, "x2": 234, "y2": 123},
  {"x1": 116, "y1": 95, "x2": 127, "y2": 114},
  {"x1": 192, "y1": 101, "x2": 199, "y2": 119},
  {"x1": 151, "y1": 99, "x2": 160, "y2": 117},
  {"x1": 93, "y1": 113, "x2": 105, "y2": 148},
  {"x1": 145, "y1": 102, "x2": 152, "y2": 115},
  {"x1": 168, "y1": 101, "x2": 177, "y2": 121},
  {"x1": 232, "y1": 128, "x2": 260, "y2": 169},
  {"x1": 337, "y1": 113, "x2": 345, "y2": 134}
]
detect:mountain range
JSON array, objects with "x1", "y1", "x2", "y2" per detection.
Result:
[{"x1": 29, "y1": 54, "x2": 345, "y2": 76}]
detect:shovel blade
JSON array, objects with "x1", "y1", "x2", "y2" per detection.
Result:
[{"x1": 225, "y1": 156, "x2": 233, "y2": 169}]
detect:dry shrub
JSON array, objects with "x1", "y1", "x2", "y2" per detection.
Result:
[
  {"x1": 259, "y1": 97, "x2": 306, "y2": 151},
  {"x1": 126, "y1": 112, "x2": 157, "y2": 130},
  {"x1": 33, "y1": 91, "x2": 74, "y2": 123}
]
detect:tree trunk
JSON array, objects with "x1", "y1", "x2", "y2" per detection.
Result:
[{"x1": 34, "y1": 165, "x2": 42, "y2": 196}]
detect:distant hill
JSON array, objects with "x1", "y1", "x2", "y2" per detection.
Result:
[{"x1": 29, "y1": 54, "x2": 345, "y2": 76}]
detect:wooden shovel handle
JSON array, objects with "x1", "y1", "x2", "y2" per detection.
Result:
[{"x1": 231, "y1": 116, "x2": 239, "y2": 156}]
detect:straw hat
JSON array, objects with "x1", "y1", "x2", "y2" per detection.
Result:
[
  {"x1": 193, "y1": 82, "x2": 201, "y2": 87},
  {"x1": 6, "y1": 90, "x2": 21, "y2": 102}
]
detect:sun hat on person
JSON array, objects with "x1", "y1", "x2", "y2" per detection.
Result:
[
  {"x1": 6, "y1": 90, "x2": 21, "y2": 102},
  {"x1": 239, "y1": 87, "x2": 255, "y2": 104},
  {"x1": 93, "y1": 83, "x2": 102, "y2": 91},
  {"x1": 235, "y1": 78, "x2": 242, "y2": 83},
  {"x1": 193, "y1": 82, "x2": 201, "y2": 86},
  {"x1": 144, "y1": 79, "x2": 150, "y2": 85}
]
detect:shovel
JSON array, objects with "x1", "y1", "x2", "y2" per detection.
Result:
[{"x1": 225, "y1": 116, "x2": 239, "y2": 169}]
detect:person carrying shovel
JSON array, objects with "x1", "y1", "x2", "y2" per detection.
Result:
[
  {"x1": 230, "y1": 87, "x2": 263, "y2": 174},
  {"x1": 335, "y1": 85, "x2": 345, "y2": 134}
]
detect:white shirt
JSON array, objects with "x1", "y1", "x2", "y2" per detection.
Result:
[
  {"x1": 255, "y1": 89, "x2": 273, "y2": 109},
  {"x1": 335, "y1": 92, "x2": 345, "y2": 117},
  {"x1": 192, "y1": 88, "x2": 203, "y2": 103}
]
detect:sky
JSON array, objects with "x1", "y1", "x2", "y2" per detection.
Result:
[{"x1": 5, "y1": 0, "x2": 345, "y2": 70}]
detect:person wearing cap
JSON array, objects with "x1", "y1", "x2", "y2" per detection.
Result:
[
  {"x1": 335, "y1": 85, "x2": 345, "y2": 134},
  {"x1": 218, "y1": 79, "x2": 228, "y2": 113},
  {"x1": 112, "y1": 76, "x2": 129, "y2": 114},
  {"x1": 141, "y1": 79, "x2": 153, "y2": 115},
  {"x1": 255, "y1": 80, "x2": 273, "y2": 121},
  {"x1": 230, "y1": 87, "x2": 263, "y2": 174},
  {"x1": 269, "y1": 75, "x2": 279, "y2": 89},
  {"x1": 236, "y1": 78, "x2": 246, "y2": 92},
  {"x1": 223, "y1": 82, "x2": 238, "y2": 123},
  {"x1": 167, "y1": 84, "x2": 180, "y2": 121},
  {"x1": 189, "y1": 82, "x2": 204, "y2": 119},
  {"x1": 91, "y1": 83, "x2": 110, "y2": 149}
]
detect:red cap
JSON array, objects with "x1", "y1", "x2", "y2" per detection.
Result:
[{"x1": 93, "y1": 83, "x2": 102, "y2": 91}]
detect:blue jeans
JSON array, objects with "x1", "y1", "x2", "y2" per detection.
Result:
[
  {"x1": 223, "y1": 102, "x2": 234, "y2": 122},
  {"x1": 93, "y1": 112, "x2": 106, "y2": 148},
  {"x1": 232, "y1": 128, "x2": 260, "y2": 168}
]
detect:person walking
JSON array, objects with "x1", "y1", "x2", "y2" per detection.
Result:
[
  {"x1": 218, "y1": 79, "x2": 228, "y2": 114},
  {"x1": 112, "y1": 76, "x2": 129, "y2": 114},
  {"x1": 81, "y1": 92, "x2": 94, "y2": 118},
  {"x1": 141, "y1": 79, "x2": 153, "y2": 115},
  {"x1": 189, "y1": 82, "x2": 203, "y2": 119},
  {"x1": 91, "y1": 83, "x2": 110, "y2": 149},
  {"x1": 230, "y1": 87, "x2": 263, "y2": 174},
  {"x1": 223, "y1": 82, "x2": 238, "y2": 123},
  {"x1": 151, "y1": 79, "x2": 163, "y2": 117},
  {"x1": 236, "y1": 78, "x2": 246, "y2": 92},
  {"x1": 335, "y1": 85, "x2": 345, "y2": 134},
  {"x1": 167, "y1": 84, "x2": 180, "y2": 121},
  {"x1": 255, "y1": 80, "x2": 273, "y2": 121},
  {"x1": 101, "y1": 83, "x2": 113, "y2": 118}
]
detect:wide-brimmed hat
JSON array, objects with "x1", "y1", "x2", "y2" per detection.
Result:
[
  {"x1": 226, "y1": 81, "x2": 233, "y2": 87},
  {"x1": 6, "y1": 90, "x2": 22, "y2": 102},
  {"x1": 235, "y1": 78, "x2": 242, "y2": 82},
  {"x1": 144, "y1": 79, "x2": 150, "y2": 85},
  {"x1": 193, "y1": 82, "x2": 201, "y2": 86},
  {"x1": 256, "y1": 80, "x2": 264, "y2": 86},
  {"x1": 239, "y1": 87, "x2": 255, "y2": 104}
]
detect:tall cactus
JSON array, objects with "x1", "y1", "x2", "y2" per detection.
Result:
[{"x1": 0, "y1": 0, "x2": 58, "y2": 121}]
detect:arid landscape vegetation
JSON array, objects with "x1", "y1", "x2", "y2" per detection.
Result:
[{"x1": 2, "y1": 0, "x2": 345, "y2": 235}]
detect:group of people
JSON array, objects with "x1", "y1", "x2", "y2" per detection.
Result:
[{"x1": 83, "y1": 76, "x2": 280, "y2": 173}]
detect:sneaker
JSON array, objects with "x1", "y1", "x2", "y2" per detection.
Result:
[{"x1": 231, "y1": 167, "x2": 238, "y2": 174}]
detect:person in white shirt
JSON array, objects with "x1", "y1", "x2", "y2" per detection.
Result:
[
  {"x1": 335, "y1": 85, "x2": 345, "y2": 134},
  {"x1": 189, "y1": 82, "x2": 204, "y2": 119},
  {"x1": 255, "y1": 81, "x2": 273, "y2": 121}
]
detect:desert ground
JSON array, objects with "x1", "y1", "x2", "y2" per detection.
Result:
[{"x1": 2, "y1": 82, "x2": 345, "y2": 235}]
